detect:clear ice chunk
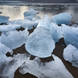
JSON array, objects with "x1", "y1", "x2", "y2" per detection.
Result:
[
  {"x1": 0, "y1": 16, "x2": 9, "y2": 24},
  {"x1": 62, "y1": 24, "x2": 78, "y2": 48},
  {"x1": 24, "y1": 8, "x2": 39, "y2": 20},
  {"x1": 51, "y1": 13, "x2": 72, "y2": 24},
  {"x1": 19, "y1": 55, "x2": 73, "y2": 78},
  {"x1": 0, "y1": 29, "x2": 29, "y2": 49},
  {"x1": 1, "y1": 54, "x2": 28, "y2": 78},
  {"x1": 26, "y1": 16, "x2": 55, "y2": 58},
  {"x1": 63, "y1": 44, "x2": 78, "y2": 68}
]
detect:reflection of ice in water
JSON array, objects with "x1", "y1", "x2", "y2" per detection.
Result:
[
  {"x1": 0, "y1": 5, "x2": 29, "y2": 21},
  {"x1": 0, "y1": 5, "x2": 78, "y2": 22}
]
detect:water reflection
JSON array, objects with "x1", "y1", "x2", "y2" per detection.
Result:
[
  {"x1": 0, "y1": 5, "x2": 29, "y2": 21},
  {"x1": 0, "y1": 5, "x2": 78, "y2": 23}
]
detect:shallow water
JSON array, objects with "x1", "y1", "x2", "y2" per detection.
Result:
[{"x1": 0, "y1": 5, "x2": 78, "y2": 23}]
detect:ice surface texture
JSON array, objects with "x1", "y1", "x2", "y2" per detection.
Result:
[
  {"x1": 19, "y1": 55, "x2": 73, "y2": 78},
  {"x1": 0, "y1": 42, "x2": 12, "y2": 64},
  {"x1": 0, "y1": 9, "x2": 77, "y2": 78},
  {"x1": 0, "y1": 54, "x2": 28, "y2": 78},
  {"x1": 51, "y1": 13, "x2": 72, "y2": 24},
  {"x1": 63, "y1": 44, "x2": 78, "y2": 68},
  {"x1": 26, "y1": 16, "x2": 55, "y2": 58},
  {"x1": 0, "y1": 24, "x2": 21, "y2": 32},
  {"x1": 61, "y1": 24, "x2": 78, "y2": 48},
  {"x1": 0, "y1": 29, "x2": 29, "y2": 49},
  {"x1": 50, "y1": 23, "x2": 63, "y2": 42},
  {"x1": 26, "y1": 27, "x2": 55, "y2": 58},
  {"x1": 0, "y1": 42, "x2": 12, "y2": 55},
  {"x1": 24, "y1": 8, "x2": 39, "y2": 20},
  {"x1": 0, "y1": 16, "x2": 9, "y2": 24},
  {"x1": 10, "y1": 19, "x2": 38, "y2": 30}
]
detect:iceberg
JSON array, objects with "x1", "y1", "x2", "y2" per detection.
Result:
[
  {"x1": 51, "y1": 13, "x2": 72, "y2": 24},
  {"x1": 19, "y1": 55, "x2": 73, "y2": 78},
  {"x1": 0, "y1": 29, "x2": 29, "y2": 49},
  {"x1": 63, "y1": 44, "x2": 78, "y2": 68}
]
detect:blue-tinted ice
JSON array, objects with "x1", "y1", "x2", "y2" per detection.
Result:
[{"x1": 51, "y1": 13, "x2": 72, "y2": 24}]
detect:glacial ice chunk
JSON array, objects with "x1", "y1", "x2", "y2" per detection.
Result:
[
  {"x1": 10, "y1": 19, "x2": 38, "y2": 30},
  {"x1": 0, "y1": 42, "x2": 12, "y2": 75},
  {"x1": 62, "y1": 24, "x2": 78, "y2": 48},
  {"x1": 1, "y1": 54, "x2": 28, "y2": 78},
  {"x1": 50, "y1": 23, "x2": 63, "y2": 42},
  {"x1": 26, "y1": 26, "x2": 55, "y2": 58},
  {"x1": 24, "y1": 8, "x2": 39, "y2": 20},
  {"x1": 63, "y1": 44, "x2": 78, "y2": 68},
  {"x1": 19, "y1": 55, "x2": 73, "y2": 78},
  {"x1": 0, "y1": 24, "x2": 21, "y2": 32},
  {"x1": 0, "y1": 42, "x2": 12, "y2": 64},
  {"x1": 25, "y1": 16, "x2": 55, "y2": 58},
  {"x1": 0, "y1": 42, "x2": 12, "y2": 55},
  {"x1": 37, "y1": 15, "x2": 51, "y2": 29},
  {"x1": 37, "y1": 16, "x2": 63, "y2": 42},
  {"x1": 0, "y1": 29, "x2": 29, "y2": 49},
  {"x1": 51, "y1": 13, "x2": 72, "y2": 24},
  {"x1": 0, "y1": 16, "x2": 9, "y2": 24}
]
